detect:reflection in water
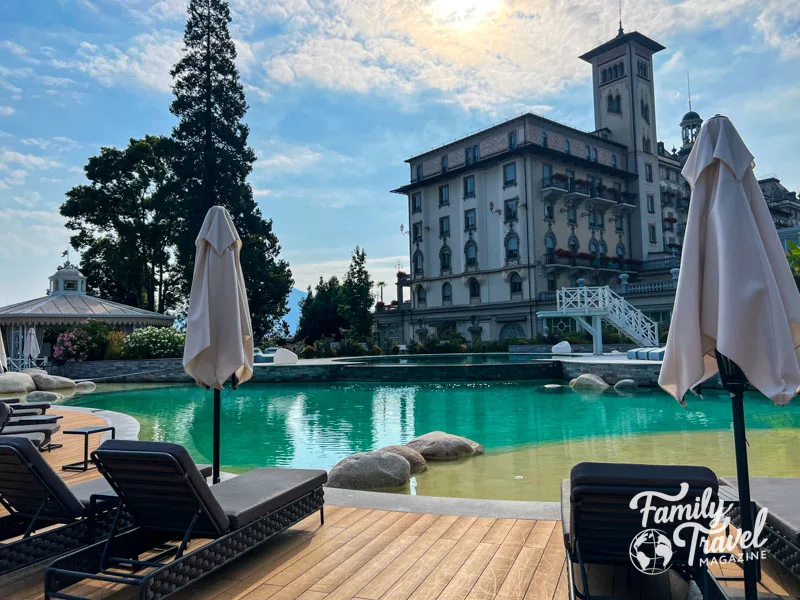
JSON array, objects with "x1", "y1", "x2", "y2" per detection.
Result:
[{"x1": 65, "y1": 382, "x2": 800, "y2": 498}]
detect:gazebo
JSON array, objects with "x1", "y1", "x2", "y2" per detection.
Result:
[{"x1": 0, "y1": 263, "x2": 175, "y2": 370}]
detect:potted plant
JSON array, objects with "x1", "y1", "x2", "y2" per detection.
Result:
[
  {"x1": 555, "y1": 248, "x2": 574, "y2": 258},
  {"x1": 553, "y1": 173, "x2": 569, "y2": 182}
]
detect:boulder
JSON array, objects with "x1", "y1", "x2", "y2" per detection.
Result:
[
  {"x1": 551, "y1": 341, "x2": 572, "y2": 354},
  {"x1": 26, "y1": 391, "x2": 63, "y2": 403},
  {"x1": 75, "y1": 381, "x2": 97, "y2": 393},
  {"x1": 0, "y1": 372, "x2": 36, "y2": 394},
  {"x1": 569, "y1": 374, "x2": 610, "y2": 390},
  {"x1": 32, "y1": 373, "x2": 77, "y2": 391},
  {"x1": 614, "y1": 379, "x2": 637, "y2": 392},
  {"x1": 406, "y1": 431, "x2": 484, "y2": 461},
  {"x1": 22, "y1": 368, "x2": 48, "y2": 375},
  {"x1": 273, "y1": 348, "x2": 299, "y2": 365},
  {"x1": 326, "y1": 451, "x2": 410, "y2": 490},
  {"x1": 379, "y1": 445, "x2": 427, "y2": 474}
]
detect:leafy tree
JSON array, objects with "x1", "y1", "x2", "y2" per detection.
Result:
[
  {"x1": 787, "y1": 241, "x2": 800, "y2": 290},
  {"x1": 61, "y1": 136, "x2": 179, "y2": 312},
  {"x1": 170, "y1": 0, "x2": 292, "y2": 338},
  {"x1": 297, "y1": 277, "x2": 348, "y2": 344},
  {"x1": 339, "y1": 246, "x2": 374, "y2": 339}
]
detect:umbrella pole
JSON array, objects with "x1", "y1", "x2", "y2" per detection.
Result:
[
  {"x1": 716, "y1": 352, "x2": 758, "y2": 600},
  {"x1": 213, "y1": 388, "x2": 221, "y2": 485}
]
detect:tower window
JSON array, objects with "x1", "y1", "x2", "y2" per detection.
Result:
[
  {"x1": 647, "y1": 194, "x2": 655, "y2": 213},
  {"x1": 439, "y1": 245, "x2": 451, "y2": 272},
  {"x1": 607, "y1": 94, "x2": 615, "y2": 113},
  {"x1": 464, "y1": 208, "x2": 476, "y2": 231},
  {"x1": 441, "y1": 155, "x2": 448, "y2": 172},
  {"x1": 442, "y1": 282, "x2": 452, "y2": 305},
  {"x1": 541, "y1": 131, "x2": 548, "y2": 148},
  {"x1": 469, "y1": 278, "x2": 480, "y2": 300},
  {"x1": 463, "y1": 175, "x2": 475, "y2": 198},
  {"x1": 508, "y1": 130, "x2": 517, "y2": 149},
  {"x1": 411, "y1": 192, "x2": 422, "y2": 213},
  {"x1": 564, "y1": 139, "x2": 571, "y2": 154},
  {"x1": 439, "y1": 185, "x2": 449, "y2": 206},
  {"x1": 591, "y1": 148, "x2": 598, "y2": 162},
  {"x1": 413, "y1": 251, "x2": 424, "y2": 275},
  {"x1": 439, "y1": 215, "x2": 450, "y2": 237},
  {"x1": 465, "y1": 241, "x2": 478, "y2": 268},
  {"x1": 505, "y1": 233, "x2": 519, "y2": 261},
  {"x1": 510, "y1": 272, "x2": 523, "y2": 297},
  {"x1": 645, "y1": 163, "x2": 653, "y2": 182},
  {"x1": 416, "y1": 285, "x2": 426, "y2": 305},
  {"x1": 611, "y1": 154, "x2": 617, "y2": 168},
  {"x1": 415, "y1": 164, "x2": 423, "y2": 181},
  {"x1": 615, "y1": 95, "x2": 621, "y2": 114},
  {"x1": 585, "y1": 145, "x2": 591, "y2": 160},
  {"x1": 649, "y1": 223, "x2": 657, "y2": 244},
  {"x1": 503, "y1": 162, "x2": 516, "y2": 186}
]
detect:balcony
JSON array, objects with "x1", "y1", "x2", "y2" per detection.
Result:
[
  {"x1": 541, "y1": 177, "x2": 569, "y2": 200},
  {"x1": 612, "y1": 279, "x2": 678, "y2": 295},
  {"x1": 376, "y1": 301, "x2": 412, "y2": 313},
  {"x1": 638, "y1": 256, "x2": 680, "y2": 272},
  {"x1": 563, "y1": 180, "x2": 591, "y2": 204},
  {"x1": 543, "y1": 252, "x2": 628, "y2": 271},
  {"x1": 586, "y1": 186, "x2": 619, "y2": 210}
]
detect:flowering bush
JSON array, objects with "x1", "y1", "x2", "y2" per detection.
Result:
[
  {"x1": 122, "y1": 327, "x2": 186, "y2": 360},
  {"x1": 105, "y1": 331, "x2": 127, "y2": 360},
  {"x1": 53, "y1": 328, "x2": 96, "y2": 362}
]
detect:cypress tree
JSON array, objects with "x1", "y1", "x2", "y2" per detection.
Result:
[{"x1": 170, "y1": 0, "x2": 292, "y2": 338}]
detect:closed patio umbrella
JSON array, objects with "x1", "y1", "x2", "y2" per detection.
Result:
[
  {"x1": 659, "y1": 115, "x2": 800, "y2": 599},
  {"x1": 183, "y1": 206, "x2": 254, "y2": 484},
  {"x1": 0, "y1": 328, "x2": 7, "y2": 373},
  {"x1": 23, "y1": 327, "x2": 40, "y2": 369}
]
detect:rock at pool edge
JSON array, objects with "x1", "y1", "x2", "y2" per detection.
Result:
[
  {"x1": 326, "y1": 450, "x2": 411, "y2": 490},
  {"x1": 379, "y1": 445, "x2": 427, "y2": 474},
  {"x1": 406, "y1": 431, "x2": 484, "y2": 461}
]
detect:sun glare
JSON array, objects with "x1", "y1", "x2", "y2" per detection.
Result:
[{"x1": 428, "y1": 0, "x2": 504, "y2": 29}]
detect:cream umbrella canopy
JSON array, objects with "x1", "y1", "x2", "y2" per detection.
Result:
[
  {"x1": 0, "y1": 328, "x2": 7, "y2": 373},
  {"x1": 659, "y1": 115, "x2": 800, "y2": 598},
  {"x1": 183, "y1": 206, "x2": 254, "y2": 483},
  {"x1": 23, "y1": 327, "x2": 40, "y2": 369}
]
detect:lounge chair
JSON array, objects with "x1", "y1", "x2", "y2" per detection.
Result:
[
  {"x1": 720, "y1": 476, "x2": 800, "y2": 580},
  {"x1": 562, "y1": 462, "x2": 725, "y2": 599},
  {"x1": 45, "y1": 440, "x2": 327, "y2": 600},
  {"x1": 0, "y1": 436, "x2": 126, "y2": 577},
  {"x1": 1, "y1": 399, "x2": 52, "y2": 415},
  {"x1": 0, "y1": 403, "x2": 60, "y2": 449}
]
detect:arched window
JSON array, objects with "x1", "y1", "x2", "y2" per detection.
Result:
[
  {"x1": 413, "y1": 250, "x2": 424, "y2": 276},
  {"x1": 442, "y1": 282, "x2": 452, "y2": 305},
  {"x1": 545, "y1": 232, "x2": 556, "y2": 254},
  {"x1": 441, "y1": 155, "x2": 448, "y2": 172},
  {"x1": 416, "y1": 164, "x2": 423, "y2": 180},
  {"x1": 616, "y1": 242, "x2": 626, "y2": 259},
  {"x1": 611, "y1": 154, "x2": 617, "y2": 168},
  {"x1": 568, "y1": 234, "x2": 579, "y2": 254},
  {"x1": 585, "y1": 145, "x2": 591, "y2": 159},
  {"x1": 509, "y1": 272, "x2": 522, "y2": 297},
  {"x1": 607, "y1": 94, "x2": 615, "y2": 112},
  {"x1": 416, "y1": 285, "x2": 426, "y2": 306},
  {"x1": 615, "y1": 95, "x2": 622, "y2": 114},
  {"x1": 465, "y1": 240, "x2": 478, "y2": 268},
  {"x1": 612, "y1": 64, "x2": 618, "y2": 78},
  {"x1": 619, "y1": 61, "x2": 625, "y2": 76},
  {"x1": 599, "y1": 239, "x2": 608, "y2": 256},
  {"x1": 591, "y1": 148, "x2": 598, "y2": 162},
  {"x1": 589, "y1": 238, "x2": 599, "y2": 255},
  {"x1": 439, "y1": 245, "x2": 451, "y2": 272},
  {"x1": 564, "y1": 139, "x2": 571, "y2": 154},
  {"x1": 601, "y1": 69, "x2": 608, "y2": 83},
  {"x1": 541, "y1": 131, "x2": 548, "y2": 148},
  {"x1": 469, "y1": 278, "x2": 481, "y2": 301},
  {"x1": 505, "y1": 233, "x2": 519, "y2": 261}
]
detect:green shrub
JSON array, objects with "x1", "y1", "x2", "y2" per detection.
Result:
[
  {"x1": 313, "y1": 338, "x2": 337, "y2": 358},
  {"x1": 123, "y1": 327, "x2": 185, "y2": 359},
  {"x1": 301, "y1": 345, "x2": 315, "y2": 359},
  {"x1": 389, "y1": 344, "x2": 400, "y2": 355},
  {"x1": 105, "y1": 331, "x2": 127, "y2": 360},
  {"x1": 337, "y1": 338, "x2": 367, "y2": 357},
  {"x1": 562, "y1": 331, "x2": 591, "y2": 345},
  {"x1": 369, "y1": 345, "x2": 382, "y2": 356}
]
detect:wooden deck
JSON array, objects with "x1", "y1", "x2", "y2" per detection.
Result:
[{"x1": 4, "y1": 409, "x2": 799, "y2": 600}]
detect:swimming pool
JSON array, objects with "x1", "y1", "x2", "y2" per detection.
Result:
[{"x1": 64, "y1": 382, "x2": 800, "y2": 500}]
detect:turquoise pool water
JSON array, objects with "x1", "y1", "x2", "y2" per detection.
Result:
[{"x1": 64, "y1": 382, "x2": 800, "y2": 477}]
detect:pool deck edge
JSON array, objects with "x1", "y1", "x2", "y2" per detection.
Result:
[{"x1": 323, "y1": 487, "x2": 561, "y2": 520}]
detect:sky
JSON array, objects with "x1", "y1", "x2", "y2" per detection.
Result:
[{"x1": 0, "y1": 0, "x2": 799, "y2": 309}]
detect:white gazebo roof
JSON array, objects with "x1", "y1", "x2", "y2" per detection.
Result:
[{"x1": 0, "y1": 264, "x2": 174, "y2": 327}]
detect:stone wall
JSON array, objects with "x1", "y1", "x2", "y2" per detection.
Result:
[
  {"x1": 509, "y1": 344, "x2": 638, "y2": 354},
  {"x1": 49, "y1": 358, "x2": 191, "y2": 382}
]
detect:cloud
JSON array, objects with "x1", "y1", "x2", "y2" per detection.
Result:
[
  {"x1": 21, "y1": 136, "x2": 78, "y2": 151},
  {"x1": 0, "y1": 208, "x2": 69, "y2": 260},
  {"x1": 0, "y1": 106, "x2": 14, "y2": 116},
  {"x1": 0, "y1": 41, "x2": 41, "y2": 64},
  {"x1": 39, "y1": 75, "x2": 78, "y2": 87},
  {"x1": 0, "y1": 80, "x2": 22, "y2": 94},
  {"x1": 754, "y1": 0, "x2": 800, "y2": 59},
  {"x1": 255, "y1": 143, "x2": 324, "y2": 174},
  {"x1": 11, "y1": 191, "x2": 41, "y2": 208},
  {"x1": 58, "y1": 31, "x2": 182, "y2": 92},
  {"x1": 0, "y1": 150, "x2": 61, "y2": 170}
]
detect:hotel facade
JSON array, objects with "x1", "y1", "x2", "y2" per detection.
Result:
[{"x1": 375, "y1": 30, "x2": 800, "y2": 348}]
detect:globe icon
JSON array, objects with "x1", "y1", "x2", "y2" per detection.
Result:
[{"x1": 629, "y1": 529, "x2": 674, "y2": 575}]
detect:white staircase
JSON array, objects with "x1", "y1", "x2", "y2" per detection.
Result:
[{"x1": 537, "y1": 286, "x2": 659, "y2": 353}]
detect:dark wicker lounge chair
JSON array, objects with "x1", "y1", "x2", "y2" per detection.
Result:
[
  {"x1": 720, "y1": 476, "x2": 800, "y2": 581},
  {"x1": 0, "y1": 436, "x2": 125, "y2": 577},
  {"x1": 0, "y1": 403, "x2": 60, "y2": 448},
  {"x1": 1, "y1": 399, "x2": 52, "y2": 415},
  {"x1": 562, "y1": 462, "x2": 728, "y2": 600},
  {"x1": 45, "y1": 440, "x2": 327, "y2": 600}
]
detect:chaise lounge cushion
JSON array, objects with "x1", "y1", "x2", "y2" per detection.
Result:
[
  {"x1": 94, "y1": 439, "x2": 230, "y2": 533},
  {"x1": 211, "y1": 467, "x2": 328, "y2": 529},
  {"x1": 0, "y1": 436, "x2": 85, "y2": 520},
  {"x1": 0, "y1": 431, "x2": 46, "y2": 448},
  {"x1": 571, "y1": 462, "x2": 718, "y2": 493},
  {"x1": 69, "y1": 477, "x2": 117, "y2": 506}
]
